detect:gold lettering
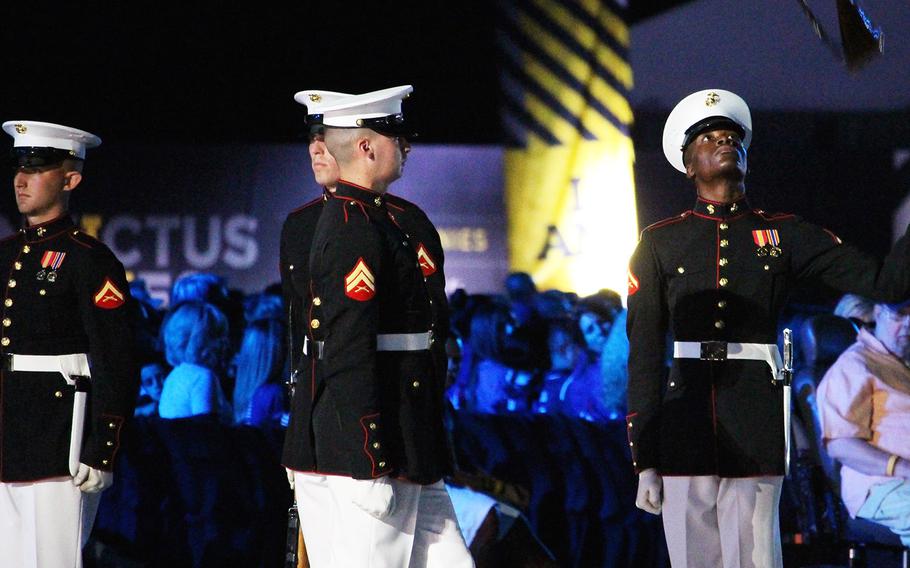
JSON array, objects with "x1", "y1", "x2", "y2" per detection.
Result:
[{"x1": 438, "y1": 227, "x2": 490, "y2": 252}]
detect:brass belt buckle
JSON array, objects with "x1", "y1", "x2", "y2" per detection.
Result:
[{"x1": 700, "y1": 341, "x2": 728, "y2": 361}]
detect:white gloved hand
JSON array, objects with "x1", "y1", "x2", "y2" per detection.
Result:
[
  {"x1": 635, "y1": 468, "x2": 663, "y2": 515},
  {"x1": 350, "y1": 476, "x2": 396, "y2": 519},
  {"x1": 73, "y1": 463, "x2": 114, "y2": 494},
  {"x1": 286, "y1": 468, "x2": 295, "y2": 490}
]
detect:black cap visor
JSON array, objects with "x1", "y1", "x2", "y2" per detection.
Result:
[
  {"x1": 356, "y1": 114, "x2": 417, "y2": 139},
  {"x1": 682, "y1": 117, "x2": 745, "y2": 150},
  {"x1": 10, "y1": 147, "x2": 80, "y2": 169}
]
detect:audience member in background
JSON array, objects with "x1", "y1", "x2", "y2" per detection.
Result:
[
  {"x1": 452, "y1": 301, "x2": 533, "y2": 413},
  {"x1": 599, "y1": 307, "x2": 630, "y2": 420},
  {"x1": 170, "y1": 272, "x2": 245, "y2": 366},
  {"x1": 130, "y1": 278, "x2": 166, "y2": 363},
  {"x1": 504, "y1": 272, "x2": 537, "y2": 307},
  {"x1": 817, "y1": 299, "x2": 910, "y2": 546},
  {"x1": 502, "y1": 272, "x2": 548, "y2": 370},
  {"x1": 834, "y1": 293, "x2": 875, "y2": 331},
  {"x1": 243, "y1": 291, "x2": 284, "y2": 323},
  {"x1": 574, "y1": 294, "x2": 628, "y2": 421},
  {"x1": 135, "y1": 362, "x2": 168, "y2": 418},
  {"x1": 158, "y1": 301, "x2": 232, "y2": 423},
  {"x1": 233, "y1": 316, "x2": 287, "y2": 426},
  {"x1": 170, "y1": 272, "x2": 229, "y2": 308},
  {"x1": 782, "y1": 313, "x2": 858, "y2": 540},
  {"x1": 533, "y1": 318, "x2": 582, "y2": 416}
]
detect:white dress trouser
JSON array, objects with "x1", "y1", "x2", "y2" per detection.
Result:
[
  {"x1": 661, "y1": 475, "x2": 784, "y2": 568},
  {"x1": 294, "y1": 472, "x2": 474, "y2": 568},
  {"x1": 0, "y1": 476, "x2": 97, "y2": 568}
]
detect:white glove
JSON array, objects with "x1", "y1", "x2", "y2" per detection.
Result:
[
  {"x1": 73, "y1": 463, "x2": 113, "y2": 494},
  {"x1": 286, "y1": 468, "x2": 295, "y2": 490},
  {"x1": 635, "y1": 468, "x2": 663, "y2": 515},
  {"x1": 350, "y1": 476, "x2": 396, "y2": 519}
]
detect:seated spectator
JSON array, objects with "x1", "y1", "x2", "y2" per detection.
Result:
[
  {"x1": 834, "y1": 293, "x2": 875, "y2": 331},
  {"x1": 135, "y1": 361, "x2": 168, "y2": 417},
  {"x1": 573, "y1": 294, "x2": 628, "y2": 421},
  {"x1": 233, "y1": 316, "x2": 287, "y2": 426},
  {"x1": 158, "y1": 301, "x2": 233, "y2": 423},
  {"x1": 533, "y1": 318, "x2": 582, "y2": 416},
  {"x1": 504, "y1": 272, "x2": 537, "y2": 306},
  {"x1": 450, "y1": 301, "x2": 533, "y2": 413},
  {"x1": 170, "y1": 272, "x2": 246, "y2": 364},
  {"x1": 598, "y1": 308, "x2": 629, "y2": 419},
  {"x1": 817, "y1": 299, "x2": 910, "y2": 545}
]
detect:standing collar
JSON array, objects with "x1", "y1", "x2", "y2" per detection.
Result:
[
  {"x1": 20, "y1": 214, "x2": 75, "y2": 242},
  {"x1": 333, "y1": 180, "x2": 387, "y2": 208},
  {"x1": 693, "y1": 196, "x2": 749, "y2": 219}
]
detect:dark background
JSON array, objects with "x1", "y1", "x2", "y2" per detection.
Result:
[
  {"x1": 0, "y1": 2, "x2": 504, "y2": 144},
  {"x1": 3, "y1": 1, "x2": 910, "y2": 300},
  {"x1": 0, "y1": 1, "x2": 689, "y2": 144}
]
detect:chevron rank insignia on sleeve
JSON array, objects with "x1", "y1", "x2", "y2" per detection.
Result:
[
  {"x1": 345, "y1": 257, "x2": 376, "y2": 301},
  {"x1": 416, "y1": 243, "x2": 436, "y2": 277},
  {"x1": 94, "y1": 278, "x2": 126, "y2": 309}
]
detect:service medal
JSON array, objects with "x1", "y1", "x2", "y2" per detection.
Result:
[
  {"x1": 40, "y1": 251, "x2": 66, "y2": 283},
  {"x1": 752, "y1": 229, "x2": 781, "y2": 258}
]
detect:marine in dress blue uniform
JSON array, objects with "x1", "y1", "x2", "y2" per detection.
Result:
[
  {"x1": 626, "y1": 90, "x2": 910, "y2": 568},
  {"x1": 281, "y1": 91, "x2": 452, "y2": 482},
  {"x1": 281, "y1": 87, "x2": 471, "y2": 567},
  {"x1": 0, "y1": 121, "x2": 138, "y2": 568}
]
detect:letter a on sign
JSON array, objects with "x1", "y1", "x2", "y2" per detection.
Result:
[
  {"x1": 345, "y1": 257, "x2": 376, "y2": 301},
  {"x1": 94, "y1": 278, "x2": 126, "y2": 309}
]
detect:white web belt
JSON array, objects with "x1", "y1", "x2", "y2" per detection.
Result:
[
  {"x1": 673, "y1": 341, "x2": 791, "y2": 475},
  {"x1": 303, "y1": 331, "x2": 432, "y2": 360},
  {"x1": 673, "y1": 341, "x2": 782, "y2": 376},
  {"x1": 4, "y1": 353, "x2": 91, "y2": 477},
  {"x1": 376, "y1": 332, "x2": 433, "y2": 351}
]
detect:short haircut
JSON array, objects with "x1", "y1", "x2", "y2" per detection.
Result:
[
  {"x1": 62, "y1": 158, "x2": 84, "y2": 174},
  {"x1": 324, "y1": 127, "x2": 374, "y2": 165}
]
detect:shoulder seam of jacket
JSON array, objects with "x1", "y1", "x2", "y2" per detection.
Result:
[
  {"x1": 289, "y1": 196, "x2": 325, "y2": 215},
  {"x1": 641, "y1": 211, "x2": 691, "y2": 234}
]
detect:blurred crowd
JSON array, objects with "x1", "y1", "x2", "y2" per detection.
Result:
[
  {"x1": 94, "y1": 268, "x2": 898, "y2": 567},
  {"x1": 129, "y1": 270, "x2": 631, "y2": 435},
  {"x1": 89, "y1": 270, "x2": 638, "y2": 568},
  {"x1": 447, "y1": 272, "x2": 629, "y2": 423}
]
